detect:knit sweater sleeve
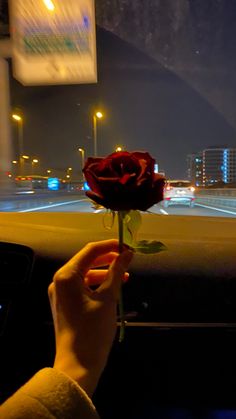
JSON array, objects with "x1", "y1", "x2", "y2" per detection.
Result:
[{"x1": 0, "y1": 368, "x2": 100, "y2": 419}]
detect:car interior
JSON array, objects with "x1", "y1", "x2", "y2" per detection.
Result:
[
  {"x1": 1, "y1": 1, "x2": 236, "y2": 418},
  {"x1": 1, "y1": 212, "x2": 236, "y2": 418}
]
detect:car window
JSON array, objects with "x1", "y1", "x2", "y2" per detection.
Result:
[
  {"x1": 0, "y1": 1, "x2": 236, "y2": 218},
  {"x1": 168, "y1": 181, "x2": 192, "y2": 188}
]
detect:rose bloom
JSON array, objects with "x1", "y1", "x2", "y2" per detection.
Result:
[{"x1": 83, "y1": 151, "x2": 165, "y2": 211}]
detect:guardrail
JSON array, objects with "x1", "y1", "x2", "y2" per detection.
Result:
[
  {"x1": 196, "y1": 189, "x2": 236, "y2": 209},
  {"x1": 196, "y1": 188, "x2": 236, "y2": 197}
]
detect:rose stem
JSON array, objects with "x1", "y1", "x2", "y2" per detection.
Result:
[{"x1": 118, "y1": 211, "x2": 125, "y2": 342}]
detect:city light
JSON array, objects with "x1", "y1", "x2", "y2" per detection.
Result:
[
  {"x1": 93, "y1": 112, "x2": 104, "y2": 156},
  {"x1": 12, "y1": 114, "x2": 22, "y2": 121},
  {"x1": 12, "y1": 160, "x2": 17, "y2": 164},
  {"x1": 78, "y1": 148, "x2": 85, "y2": 172},
  {"x1": 43, "y1": 0, "x2": 55, "y2": 11},
  {"x1": 22, "y1": 155, "x2": 29, "y2": 159},
  {"x1": 32, "y1": 159, "x2": 39, "y2": 163},
  {"x1": 95, "y1": 111, "x2": 103, "y2": 119},
  {"x1": 116, "y1": 146, "x2": 122, "y2": 152}
]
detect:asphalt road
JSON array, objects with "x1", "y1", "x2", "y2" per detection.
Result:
[{"x1": 14, "y1": 196, "x2": 236, "y2": 217}]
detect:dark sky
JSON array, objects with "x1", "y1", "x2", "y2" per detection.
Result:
[{"x1": 7, "y1": 1, "x2": 236, "y2": 178}]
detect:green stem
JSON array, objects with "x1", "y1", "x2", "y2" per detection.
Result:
[{"x1": 118, "y1": 211, "x2": 125, "y2": 342}]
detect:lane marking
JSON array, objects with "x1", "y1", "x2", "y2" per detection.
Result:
[
  {"x1": 19, "y1": 199, "x2": 89, "y2": 212},
  {"x1": 195, "y1": 203, "x2": 236, "y2": 216},
  {"x1": 160, "y1": 208, "x2": 168, "y2": 215}
]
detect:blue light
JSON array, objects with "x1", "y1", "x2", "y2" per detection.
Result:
[
  {"x1": 223, "y1": 149, "x2": 229, "y2": 182},
  {"x1": 48, "y1": 178, "x2": 60, "y2": 191},
  {"x1": 83, "y1": 181, "x2": 90, "y2": 191}
]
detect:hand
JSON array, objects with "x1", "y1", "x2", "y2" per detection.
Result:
[{"x1": 48, "y1": 239, "x2": 133, "y2": 397}]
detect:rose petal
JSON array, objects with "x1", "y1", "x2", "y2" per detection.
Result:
[{"x1": 83, "y1": 151, "x2": 165, "y2": 211}]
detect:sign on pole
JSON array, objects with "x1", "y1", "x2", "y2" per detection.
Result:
[{"x1": 9, "y1": 0, "x2": 97, "y2": 85}]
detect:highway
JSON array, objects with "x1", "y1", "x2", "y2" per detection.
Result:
[{"x1": 3, "y1": 193, "x2": 236, "y2": 217}]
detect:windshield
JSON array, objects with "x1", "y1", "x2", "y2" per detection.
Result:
[
  {"x1": 0, "y1": 0, "x2": 236, "y2": 218},
  {"x1": 167, "y1": 181, "x2": 192, "y2": 188}
]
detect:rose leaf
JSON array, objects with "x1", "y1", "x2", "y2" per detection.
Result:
[{"x1": 123, "y1": 210, "x2": 142, "y2": 247}]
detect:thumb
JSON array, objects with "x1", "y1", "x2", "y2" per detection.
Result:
[{"x1": 97, "y1": 250, "x2": 133, "y2": 301}]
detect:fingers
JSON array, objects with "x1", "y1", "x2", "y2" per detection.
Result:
[
  {"x1": 91, "y1": 252, "x2": 119, "y2": 268},
  {"x1": 51, "y1": 240, "x2": 132, "y2": 304},
  {"x1": 97, "y1": 250, "x2": 133, "y2": 301},
  {"x1": 67, "y1": 239, "x2": 120, "y2": 279},
  {"x1": 48, "y1": 282, "x2": 54, "y2": 300},
  {"x1": 84, "y1": 269, "x2": 129, "y2": 286}
]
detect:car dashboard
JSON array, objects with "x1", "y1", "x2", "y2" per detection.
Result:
[{"x1": 0, "y1": 212, "x2": 236, "y2": 418}]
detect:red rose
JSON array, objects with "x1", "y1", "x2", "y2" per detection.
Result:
[{"x1": 83, "y1": 151, "x2": 165, "y2": 211}]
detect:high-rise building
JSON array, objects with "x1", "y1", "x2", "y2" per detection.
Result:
[
  {"x1": 203, "y1": 147, "x2": 236, "y2": 186},
  {"x1": 187, "y1": 146, "x2": 236, "y2": 186},
  {"x1": 187, "y1": 152, "x2": 203, "y2": 186}
]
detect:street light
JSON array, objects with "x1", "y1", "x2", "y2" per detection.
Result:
[
  {"x1": 12, "y1": 160, "x2": 18, "y2": 176},
  {"x1": 43, "y1": 0, "x2": 55, "y2": 11},
  {"x1": 12, "y1": 114, "x2": 21, "y2": 121},
  {"x1": 32, "y1": 158, "x2": 39, "y2": 175},
  {"x1": 93, "y1": 111, "x2": 103, "y2": 156},
  {"x1": 78, "y1": 148, "x2": 85, "y2": 169},
  {"x1": 12, "y1": 113, "x2": 24, "y2": 175}
]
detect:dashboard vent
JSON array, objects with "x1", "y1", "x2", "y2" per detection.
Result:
[{"x1": 0, "y1": 242, "x2": 34, "y2": 284}]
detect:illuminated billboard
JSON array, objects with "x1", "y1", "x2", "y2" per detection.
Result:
[
  {"x1": 10, "y1": 0, "x2": 97, "y2": 85},
  {"x1": 48, "y1": 177, "x2": 59, "y2": 191}
]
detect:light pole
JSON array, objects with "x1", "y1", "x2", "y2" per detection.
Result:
[
  {"x1": 93, "y1": 111, "x2": 103, "y2": 156},
  {"x1": 78, "y1": 148, "x2": 85, "y2": 168},
  {"x1": 78, "y1": 148, "x2": 85, "y2": 180},
  {"x1": 21, "y1": 155, "x2": 29, "y2": 175},
  {"x1": 12, "y1": 113, "x2": 24, "y2": 175},
  {"x1": 12, "y1": 160, "x2": 18, "y2": 177},
  {"x1": 32, "y1": 158, "x2": 39, "y2": 175}
]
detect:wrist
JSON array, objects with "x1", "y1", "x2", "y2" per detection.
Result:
[{"x1": 54, "y1": 356, "x2": 100, "y2": 397}]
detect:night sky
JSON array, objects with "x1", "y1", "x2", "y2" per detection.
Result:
[{"x1": 3, "y1": 1, "x2": 236, "y2": 178}]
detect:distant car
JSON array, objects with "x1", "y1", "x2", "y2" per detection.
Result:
[{"x1": 163, "y1": 180, "x2": 195, "y2": 208}]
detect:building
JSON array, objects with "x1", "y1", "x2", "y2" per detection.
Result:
[
  {"x1": 203, "y1": 147, "x2": 236, "y2": 186},
  {"x1": 187, "y1": 146, "x2": 236, "y2": 186},
  {"x1": 187, "y1": 152, "x2": 203, "y2": 186}
]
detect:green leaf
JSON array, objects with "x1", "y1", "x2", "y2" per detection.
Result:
[
  {"x1": 123, "y1": 210, "x2": 142, "y2": 247},
  {"x1": 133, "y1": 240, "x2": 167, "y2": 254}
]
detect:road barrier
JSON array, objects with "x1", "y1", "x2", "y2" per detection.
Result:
[{"x1": 196, "y1": 189, "x2": 236, "y2": 209}]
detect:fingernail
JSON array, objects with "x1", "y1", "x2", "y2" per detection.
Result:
[{"x1": 123, "y1": 272, "x2": 130, "y2": 283}]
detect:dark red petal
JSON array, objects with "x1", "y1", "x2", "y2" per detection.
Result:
[
  {"x1": 84, "y1": 169, "x2": 102, "y2": 195},
  {"x1": 83, "y1": 157, "x2": 103, "y2": 171},
  {"x1": 86, "y1": 191, "x2": 107, "y2": 207}
]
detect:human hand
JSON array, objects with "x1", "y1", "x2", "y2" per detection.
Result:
[{"x1": 48, "y1": 239, "x2": 133, "y2": 397}]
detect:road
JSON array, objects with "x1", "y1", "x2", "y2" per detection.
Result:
[{"x1": 11, "y1": 194, "x2": 236, "y2": 217}]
